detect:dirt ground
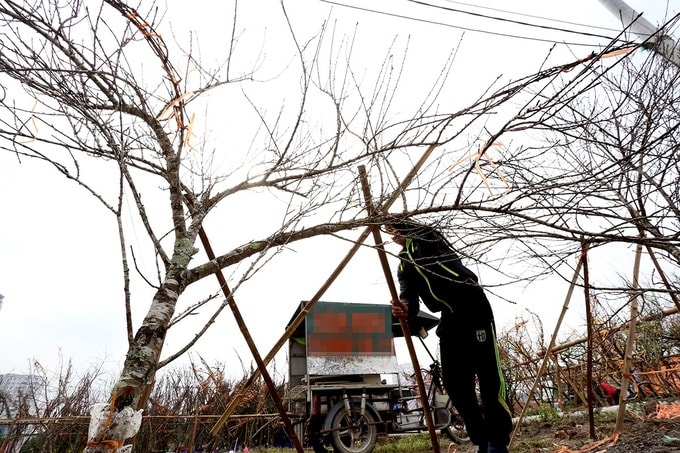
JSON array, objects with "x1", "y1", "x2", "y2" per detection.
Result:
[{"x1": 449, "y1": 398, "x2": 680, "y2": 453}]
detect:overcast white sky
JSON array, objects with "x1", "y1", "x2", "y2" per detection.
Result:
[{"x1": 1, "y1": 0, "x2": 678, "y2": 383}]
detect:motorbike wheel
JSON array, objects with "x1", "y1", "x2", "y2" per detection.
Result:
[
  {"x1": 442, "y1": 406, "x2": 469, "y2": 444},
  {"x1": 328, "y1": 405, "x2": 378, "y2": 453}
]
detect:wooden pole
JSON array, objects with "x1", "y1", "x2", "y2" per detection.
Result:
[
  {"x1": 509, "y1": 253, "x2": 584, "y2": 447},
  {"x1": 199, "y1": 228, "x2": 304, "y2": 453},
  {"x1": 358, "y1": 165, "x2": 441, "y2": 453},
  {"x1": 581, "y1": 240, "x2": 596, "y2": 439},
  {"x1": 614, "y1": 239, "x2": 644, "y2": 433},
  {"x1": 211, "y1": 144, "x2": 438, "y2": 435}
]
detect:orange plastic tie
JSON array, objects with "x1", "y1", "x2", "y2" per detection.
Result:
[
  {"x1": 553, "y1": 433, "x2": 619, "y2": 453},
  {"x1": 560, "y1": 46, "x2": 634, "y2": 72},
  {"x1": 85, "y1": 439, "x2": 123, "y2": 451},
  {"x1": 93, "y1": 388, "x2": 119, "y2": 444}
]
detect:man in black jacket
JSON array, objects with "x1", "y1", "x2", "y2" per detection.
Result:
[{"x1": 386, "y1": 220, "x2": 512, "y2": 453}]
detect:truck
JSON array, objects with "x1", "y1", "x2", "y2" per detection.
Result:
[{"x1": 285, "y1": 300, "x2": 468, "y2": 453}]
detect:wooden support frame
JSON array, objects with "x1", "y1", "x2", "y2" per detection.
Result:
[
  {"x1": 210, "y1": 144, "x2": 438, "y2": 436},
  {"x1": 199, "y1": 228, "x2": 304, "y2": 452}
]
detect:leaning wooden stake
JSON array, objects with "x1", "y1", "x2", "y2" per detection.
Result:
[
  {"x1": 211, "y1": 144, "x2": 438, "y2": 436},
  {"x1": 614, "y1": 239, "x2": 643, "y2": 433},
  {"x1": 358, "y1": 165, "x2": 441, "y2": 453},
  {"x1": 509, "y1": 253, "x2": 584, "y2": 447},
  {"x1": 198, "y1": 228, "x2": 304, "y2": 453}
]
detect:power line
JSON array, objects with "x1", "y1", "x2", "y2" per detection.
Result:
[
  {"x1": 406, "y1": 0, "x2": 624, "y2": 42},
  {"x1": 319, "y1": 0, "x2": 631, "y2": 47},
  {"x1": 439, "y1": 0, "x2": 622, "y2": 33}
]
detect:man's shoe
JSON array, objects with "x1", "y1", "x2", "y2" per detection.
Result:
[{"x1": 487, "y1": 441, "x2": 508, "y2": 453}]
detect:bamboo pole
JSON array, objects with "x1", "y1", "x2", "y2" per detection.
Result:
[
  {"x1": 211, "y1": 144, "x2": 438, "y2": 435},
  {"x1": 509, "y1": 254, "x2": 584, "y2": 447},
  {"x1": 614, "y1": 240, "x2": 644, "y2": 433},
  {"x1": 358, "y1": 165, "x2": 440, "y2": 453},
  {"x1": 199, "y1": 228, "x2": 304, "y2": 453}
]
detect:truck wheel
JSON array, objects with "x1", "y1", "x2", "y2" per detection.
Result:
[{"x1": 327, "y1": 402, "x2": 378, "y2": 453}]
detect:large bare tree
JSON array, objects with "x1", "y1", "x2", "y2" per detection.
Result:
[{"x1": 1, "y1": 0, "x2": 678, "y2": 450}]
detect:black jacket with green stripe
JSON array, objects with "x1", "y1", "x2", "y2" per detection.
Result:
[{"x1": 397, "y1": 234, "x2": 494, "y2": 335}]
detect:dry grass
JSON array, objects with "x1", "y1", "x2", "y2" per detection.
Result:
[{"x1": 1, "y1": 309, "x2": 678, "y2": 452}]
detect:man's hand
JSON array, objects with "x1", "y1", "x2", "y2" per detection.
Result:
[{"x1": 391, "y1": 299, "x2": 409, "y2": 318}]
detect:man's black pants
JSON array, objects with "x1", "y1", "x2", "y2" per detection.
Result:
[{"x1": 439, "y1": 320, "x2": 513, "y2": 448}]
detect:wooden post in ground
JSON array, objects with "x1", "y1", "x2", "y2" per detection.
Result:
[
  {"x1": 358, "y1": 165, "x2": 441, "y2": 453},
  {"x1": 614, "y1": 239, "x2": 643, "y2": 433},
  {"x1": 581, "y1": 240, "x2": 596, "y2": 439}
]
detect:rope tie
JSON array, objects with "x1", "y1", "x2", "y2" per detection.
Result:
[{"x1": 85, "y1": 389, "x2": 124, "y2": 452}]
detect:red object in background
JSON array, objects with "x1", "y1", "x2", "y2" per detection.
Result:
[{"x1": 599, "y1": 380, "x2": 620, "y2": 404}]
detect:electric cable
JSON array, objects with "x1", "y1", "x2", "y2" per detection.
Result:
[
  {"x1": 439, "y1": 0, "x2": 622, "y2": 33},
  {"x1": 319, "y1": 0, "x2": 634, "y2": 47},
  {"x1": 407, "y1": 0, "x2": 624, "y2": 42}
]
